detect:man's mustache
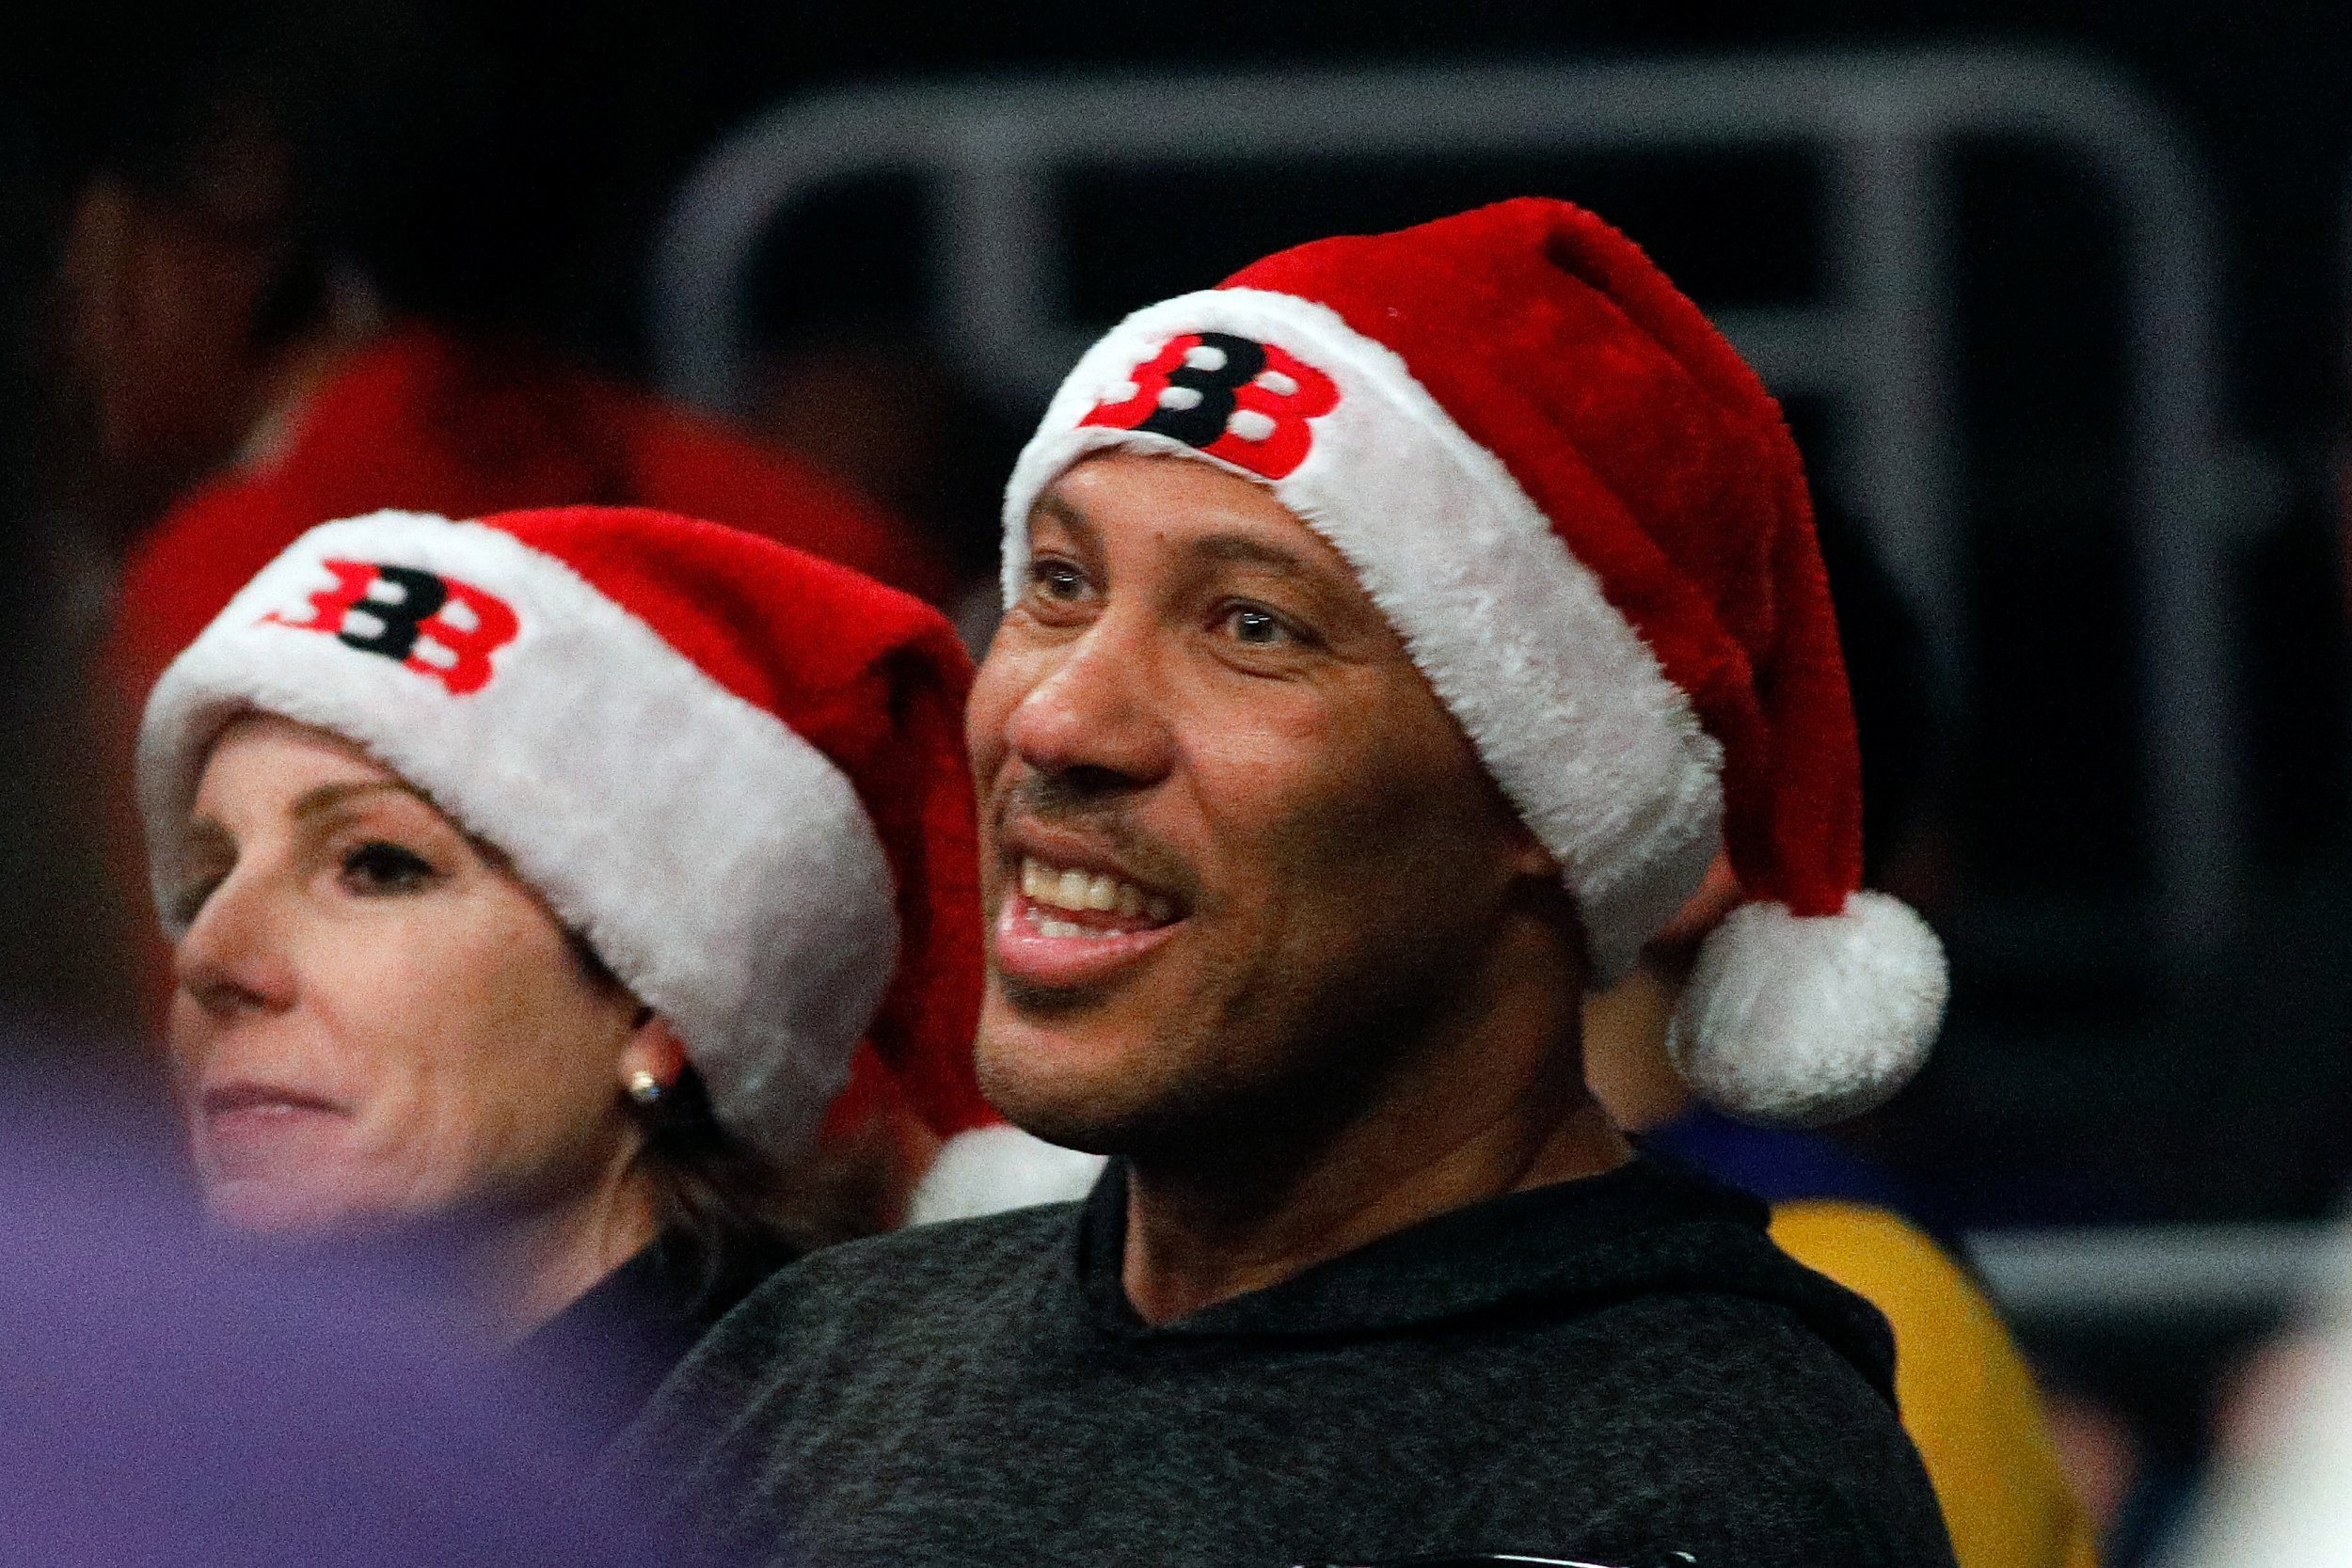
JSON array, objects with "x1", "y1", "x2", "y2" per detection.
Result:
[{"x1": 991, "y1": 772, "x2": 1199, "y2": 901}]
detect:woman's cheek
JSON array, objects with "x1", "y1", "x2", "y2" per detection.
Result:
[
  {"x1": 163, "y1": 997, "x2": 218, "y2": 1106},
  {"x1": 359, "y1": 904, "x2": 610, "y2": 1211},
  {"x1": 290, "y1": 927, "x2": 455, "y2": 1183}
]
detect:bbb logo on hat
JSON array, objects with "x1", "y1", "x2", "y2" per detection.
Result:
[
  {"x1": 263, "y1": 560, "x2": 520, "y2": 696},
  {"x1": 1081, "y1": 331, "x2": 1339, "y2": 480}
]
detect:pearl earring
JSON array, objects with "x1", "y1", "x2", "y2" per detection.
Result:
[{"x1": 626, "y1": 1069, "x2": 664, "y2": 1108}]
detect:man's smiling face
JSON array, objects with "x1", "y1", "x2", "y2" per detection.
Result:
[{"x1": 966, "y1": 451, "x2": 1547, "y2": 1161}]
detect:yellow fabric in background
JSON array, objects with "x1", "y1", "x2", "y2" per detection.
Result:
[{"x1": 1770, "y1": 1200, "x2": 2099, "y2": 1568}]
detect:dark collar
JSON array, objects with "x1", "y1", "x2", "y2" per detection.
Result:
[
  {"x1": 509, "y1": 1229, "x2": 795, "y2": 1451},
  {"x1": 1074, "y1": 1155, "x2": 1833, "y2": 1342}
]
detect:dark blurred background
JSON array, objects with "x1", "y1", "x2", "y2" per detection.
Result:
[{"x1": 2, "y1": 2, "x2": 2348, "y2": 1559}]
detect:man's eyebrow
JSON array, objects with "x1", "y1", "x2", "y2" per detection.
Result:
[
  {"x1": 1033, "y1": 490, "x2": 1327, "y2": 589},
  {"x1": 288, "y1": 779, "x2": 429, "y2": 823},
  {"x1": 1030, "y1": 488, "x2": 1099, "y2": 546},
  {"x1": 1190, "y1": 532, "x2": 1314, "y2": 576}
]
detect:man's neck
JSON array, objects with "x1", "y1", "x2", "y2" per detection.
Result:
[{"x1": 1118, "y1": 1012, "x2": 1631, "y2": 1326}]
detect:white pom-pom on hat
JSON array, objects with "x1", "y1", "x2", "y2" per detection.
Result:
[
  {"x1": 904, "y1": 1124, "x2": 1106, "y2": 1226},
  {"x1": 1667, "y1": 892, "x2": 1948, "y2": 1128}
]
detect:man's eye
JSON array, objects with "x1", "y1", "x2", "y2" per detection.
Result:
[
  {"x1": 1225, "y1": 606, "x2": 1292, "y2": 646},
  {"x1": 1029, "y1": 559, "x2": 1089, "y2": 602},
  {"x1": 341, "y1": 841, "x2": 436, "y2": 894}
]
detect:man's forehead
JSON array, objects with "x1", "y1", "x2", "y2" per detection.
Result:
[{"x1": 1033, "y1": 452, "x2": 1338, "y2": 576}]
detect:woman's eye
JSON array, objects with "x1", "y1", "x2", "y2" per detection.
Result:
[
  {"x1": 340, "y1": 841, "x2": 437, "y2": 894},
  {"x1": 173, "y1": 876, "x2": 225, "y2": 927}
]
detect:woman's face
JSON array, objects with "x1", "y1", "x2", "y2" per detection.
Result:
[{"x1": 167, "y1": 714, "x2": 649, "y2": 1234}]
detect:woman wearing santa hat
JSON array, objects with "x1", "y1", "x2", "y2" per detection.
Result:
[{"x1": 134, "y1": 503, "x2": 1090, "y2": 1436}]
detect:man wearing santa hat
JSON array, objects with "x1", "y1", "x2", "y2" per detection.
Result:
[{"x1": 625, "y1": 198, "x2": 1957, "y2": 1566}]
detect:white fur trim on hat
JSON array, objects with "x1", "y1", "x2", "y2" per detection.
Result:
[
  {"x1": 902, "y1": 1124, "x2": 1106, "y2": 1226},
  {"x1": 1001, "y1": 289, "x2": 1722, "y2": 984},
  {"x1": 137, "y1": 511, "x2": 898, "y2": 1162},
  {"x1": 1665, "y1": 892, "x2": 1947, "y2": 1127}
]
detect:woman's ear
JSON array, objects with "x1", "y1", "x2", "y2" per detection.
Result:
[{"x1": 616, "y1": 1014, "x2": 690, "y2": 1096}]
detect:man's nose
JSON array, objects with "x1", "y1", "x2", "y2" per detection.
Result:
[
  {"x1": 1001, "y1": 616, "x2": 1176, "y2": 789},
  {"x1": 173, "y1": 870, "x2": 297, "y2": 1020}
]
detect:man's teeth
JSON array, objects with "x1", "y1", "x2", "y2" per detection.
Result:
[
  {"x1": 1019, "y1": 857, "x2": 1174, "y2": 924},
  {"x1": 1031, "y1": 912, "x2": 1103, "y2": 940}
]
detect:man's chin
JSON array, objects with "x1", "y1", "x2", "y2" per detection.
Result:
[
  {"x1": 976, "y1": 1067, "x2": 1128, "y2": 1158},
  {"x1": 973, "y1": 1031, "x2": 1194, "y2": 1159},
  {"x1": 993, "y1": 972, "x2": 1116, "y2": 1017}
]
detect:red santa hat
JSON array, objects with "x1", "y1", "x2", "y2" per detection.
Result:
[
  {"x1": 1001, "y1": 198, "x2": 1947, "y2": 1127},
  {"x1": 135, "y1": 505, "x2": 1093, "y2": 1198}
]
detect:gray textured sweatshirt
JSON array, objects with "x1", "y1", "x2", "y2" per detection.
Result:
[{"x1": 623, "y1": 1159, "x2": 1957, "y2": 1568}]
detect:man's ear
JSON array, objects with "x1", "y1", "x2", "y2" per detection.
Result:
[
  {"x1": 616, "y1": 1014, "x2": 690, "y2": 1094},
  {"x1": 1504, "y1": 816, "x2": 1563, "y2": 884},
  {"x1": 1645, "y1": 847, "x2": 1743, "y2": 957}
]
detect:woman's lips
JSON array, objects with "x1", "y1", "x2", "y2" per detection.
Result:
[
  {"x1": 201, "y1": 1082, "x2": 346, "y2": 1117},
  {"x1": 988, "y1": 850, "x2": 1185, "y2": 987},
  {"x1": 197, "y1": 1084, "x2": 351, "y2": 1171}
]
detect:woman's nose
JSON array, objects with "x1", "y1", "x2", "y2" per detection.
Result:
[
  {"x1": 1001, "y1": 619, "x2": 1175, "y2": 789},
  {"x1": 173, "y1": 872, "x2": 297, "y2": 1019}
]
